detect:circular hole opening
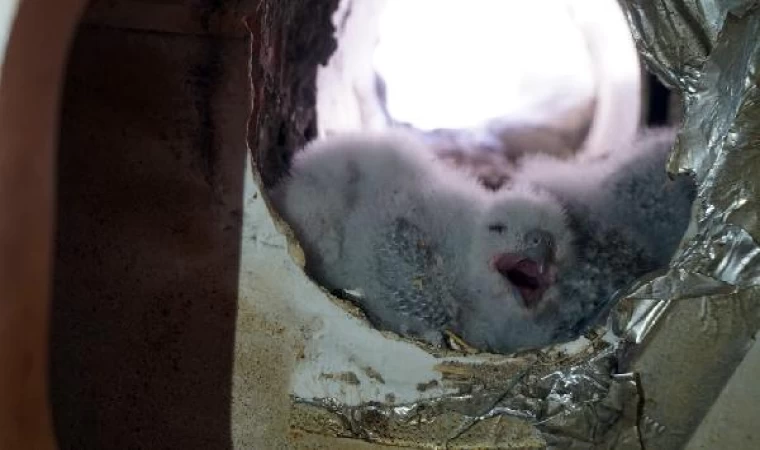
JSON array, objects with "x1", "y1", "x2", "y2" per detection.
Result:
[{"x1": 271, "y1": 0, "x2": 693, "y2": 358}]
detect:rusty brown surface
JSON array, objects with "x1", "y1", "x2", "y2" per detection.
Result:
[
  {"x1": 0, "y1": 1, "x2": 87, "y2": 449},
  {"x1": 49, "y1": 1, "x2": 252, "y2": 449},
  {"x1": 43, "y1": 0, "x2": 344, "y2": 447},
  {"x1": 81, "y1": 0, "x2": 255, "y2": 38}
]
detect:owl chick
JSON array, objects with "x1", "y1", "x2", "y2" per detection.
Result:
[
  {"x1": 452, "y1": 185, "x2": 575, "y2": 353},
  {"x1": 268, "y1": 130, "x2": 575, "y2": 353},
  {"x1": 514, "y1": 127, "x2": 694, "y2": 262},
  {"x1": 511, "y1": 127, "x2": 697, "y2": 338}
]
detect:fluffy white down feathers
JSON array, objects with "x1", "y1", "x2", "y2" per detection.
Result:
[
  {"x1": 268, "y1": 127, "x2": 695, "y2": 354},
  {"x1": 269, "y1": 130, "x2": 575, "y2": 353}
]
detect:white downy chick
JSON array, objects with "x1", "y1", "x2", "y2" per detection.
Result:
[
  {"x1": 513, "y1": 128, "x2": 694, "y2": 261},
  {"x1": 455, "y1": 185, "x2": 575, "y2": 353},
  {"x1": 510, "y1": 127, "x2": 697, "y2": 339},
  {"x1": 268, "y1": 129, "x2": 445, "y2": 287},
  {"x1": 268, "y1": 130, "x2": 574, "y2": 353}
]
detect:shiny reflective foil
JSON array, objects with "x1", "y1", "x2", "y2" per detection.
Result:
[{"x1": 287, "y1": 1, "x2": 760, "y2": 448}]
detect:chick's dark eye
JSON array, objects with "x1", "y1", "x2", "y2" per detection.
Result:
[{"x1": 488, "y1": 224, "x2": 506, "y2": 234}]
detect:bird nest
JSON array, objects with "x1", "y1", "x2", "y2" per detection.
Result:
[{"x1": 240, "y1": 0, "x2": 760, "y2": 448}]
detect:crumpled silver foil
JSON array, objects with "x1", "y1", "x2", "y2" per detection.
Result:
[
  {"x1": 293, "y1": 345, "x2": 643, "y2": 449},
  {"x1": 291, "y1": 1, "x2": 760, "y2": 448}
]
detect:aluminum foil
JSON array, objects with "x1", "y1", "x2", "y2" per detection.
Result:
[
  {"x1": 292, "y1": 344, "x2": 646, "y2": 449},
  {"x1": 286, "y1": 1, "x2": 760, "y2": 448}
]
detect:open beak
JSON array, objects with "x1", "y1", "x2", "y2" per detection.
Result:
[{"x1": 493, "y1": 230, "x2": 557, "y2": 309}]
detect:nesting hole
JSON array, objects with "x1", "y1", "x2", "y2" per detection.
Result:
[{"x1": 265, "y1": 0, "x2": 692, "y2": 357}]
